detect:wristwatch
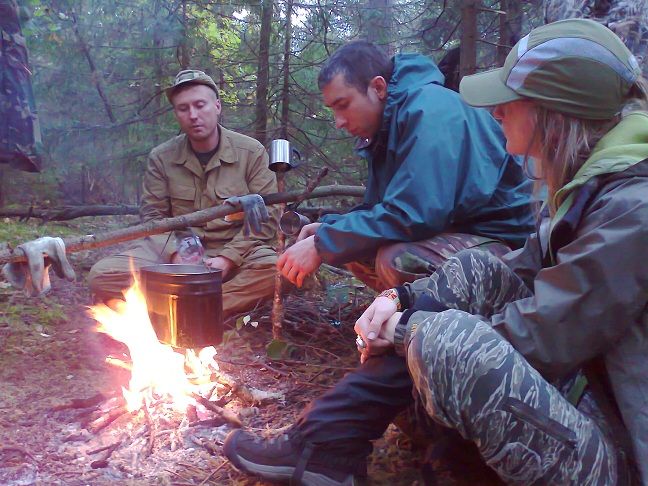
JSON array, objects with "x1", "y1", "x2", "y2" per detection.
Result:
[{"x1": 378, "y1": 288, "x2": 402, "y2": 311}]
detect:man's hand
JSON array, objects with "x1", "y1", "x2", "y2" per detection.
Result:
[
  {"x1": 204, "y1": 256, "x2": 235, "y2": 280},
  {"x1": 296, "y1": 222, "x2": 322, "y2": 242},
  {"x1": 355, "y1": 294, "x2": 400, "y2": 363},
  {"x1": 277, "y1": 235, "x2": 322, "y2": 287}
]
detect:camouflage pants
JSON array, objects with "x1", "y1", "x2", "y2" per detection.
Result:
[
  {"x1": 345, "y1": 232, "x2": 510, "y2": 291},
  {"x1": 407, "y1": 249, "x2": 619, "y2": 484}
]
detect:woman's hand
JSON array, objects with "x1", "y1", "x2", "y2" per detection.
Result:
[{"x1": 355, "y1": 294, "x2": 400, "y2": 362}]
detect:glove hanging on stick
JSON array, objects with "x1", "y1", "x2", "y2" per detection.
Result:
[
  {"x1": 2, "y1": 237, "x2": 76, "y2": 297},
  {"x1": 224, "y1": 194, "x2": 269, "y2": 237}
]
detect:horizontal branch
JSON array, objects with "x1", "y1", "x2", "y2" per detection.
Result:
[
  {"x1": 0, "y1": 205, "x2": 139, "y2": 222},
  {"x1": 0, "y1": 185, "x2": 365, "y2": 264}
]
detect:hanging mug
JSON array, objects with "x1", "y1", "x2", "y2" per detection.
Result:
[{"x1": 269, "y1": 139, "x2": 301, "y2": 172}]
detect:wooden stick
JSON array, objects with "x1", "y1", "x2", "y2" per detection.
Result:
[
  {"x1": 0, "y1": 185, "x2": 365, "y2": 264},
  {"x1": 272, "y1": 167, "x2": 330, "y2": 340},
  {"x1": 191, "y1": 393, "x2": 242, "y2": 428},
  {"x1": 198, "y1": 461, "x2": 227, "y2": 486},
  {"x1": 89, "y1": 439, "x2": 122, "y2": 469},
  {"x1": 50, "y1": 393, "x2": 107, "y2": 411},
  {"x1": 88, "y1": 406, "x2": 128, "y2": 433},
  {"x1": 142, "y1": 398, "x2": 156, "y2": 457}
]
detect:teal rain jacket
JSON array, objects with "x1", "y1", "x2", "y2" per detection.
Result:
[{"x1": 314, "y1": 54, "x2": 535, "y2": 265}]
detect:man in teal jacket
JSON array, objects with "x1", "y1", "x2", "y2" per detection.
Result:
[{"x1": 278, "y1": 41, "x2": 535, "y2": 290}]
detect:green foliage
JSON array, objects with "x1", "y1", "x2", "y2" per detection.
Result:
[
  {"x1": 265, "y1": 338, "x2": 290, "y2": 359},
  {"x1": 2, "y1": 0, "x2": 544, "y2": 208},
  {"x1": 1, "y1": 298, "x2": 67, "y2": 330},
  {"x1": 0, "y1": 219, "x2": 78, "y2": 246}
]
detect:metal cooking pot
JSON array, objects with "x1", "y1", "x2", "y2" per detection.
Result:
[{"x1": 139, "y1": 264, "x2": 223, "y2": 349}]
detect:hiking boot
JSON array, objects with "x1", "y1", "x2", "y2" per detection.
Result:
[{"x1": 224, "y1": 429, "x2": 360, "y2": 485}]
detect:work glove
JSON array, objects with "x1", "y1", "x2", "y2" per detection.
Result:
[
  {"x1": 224, "y1": 194, "x2": 269, "y2": 237},
  {"x1": 2, "y1": 237, "x2": 76, "y2": 297}
]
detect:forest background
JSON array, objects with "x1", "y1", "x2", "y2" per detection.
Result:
[{"x1": 0, "y1": 0, "x2": 545, "y2": 210}]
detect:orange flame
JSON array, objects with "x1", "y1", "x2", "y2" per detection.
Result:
[{"x1": 88, "y1": 276, "x2": 219, "y2": 412}]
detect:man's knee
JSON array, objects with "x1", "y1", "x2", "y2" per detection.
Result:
[
  {"x1": 374, "y1": 242, "x2": 421, "y2": 288},
  {"x1": 87, "y1": 257, "x2": 133, "y2": 299}
]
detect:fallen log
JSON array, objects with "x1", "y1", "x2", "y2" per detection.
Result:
[
  {"x1": 0, "y1": 185, "x2": 365, "y2": 265},
  {"x1": 0, "y1": 204, "x2": 138, "y2": 222}
]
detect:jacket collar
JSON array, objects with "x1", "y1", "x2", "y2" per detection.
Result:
[{"x1": 172, "y1": 125, "x2": 238, "y2": 176}]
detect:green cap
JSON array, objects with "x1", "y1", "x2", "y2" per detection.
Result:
[
  {"x1": 460, "y1": 19, "x2": 642, "y2": 119},
  {"x1": 165, "y1": 69, "x2": 219, "y2": 103}
]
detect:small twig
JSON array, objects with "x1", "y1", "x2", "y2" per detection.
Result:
[
  {"x1": 191, "y1": 393, "x2": 242, "y2": 428},
  {"x1": 188, "y1": 418, "x2": 226, "y2": 428},
  {"x1": 291, "y1": 167, "x2": 330, "y2": 209},
  {"x1": 105, "y1": 356, "x2": 132, "y2": 371},
  {"x1": 142, "y1": 398, "x2": 156, "y2": 457},
  {"x1": 165, "y1": 468, "x2": 195, "y2": 484},
  {"x1": 87, "y1": 439, "x2": 121, "y2": 455},
  {"x1": 198, "y1": 461, "x2": 227, "y2": 486},
  {"x1": 88, "y1": 405, "x2": 128, "y2": 433},
  {"x1": 89, "y1": 439, "x2": 122, "y2": 469},
  {"x1": 0, "y1": 446, "x2": 37, "y2": 463},
  {"x1": 50, "y1": 393, "x2": 107, "y2": 411},
  {"x1": 189, "y1": 435, "x2": 220, "y2": 456}
]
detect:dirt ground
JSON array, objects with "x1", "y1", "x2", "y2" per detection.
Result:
[{"x1": 0, "y1": 218, "x2": 502, "y2": 486}]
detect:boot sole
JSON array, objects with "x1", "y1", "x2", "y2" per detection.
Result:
[
  {"x1": 235, "y1": 455, "x2": 356, "y2": 486},
  {"x1": 224, "y1": 431, "x2": 356, "y2": 486}
]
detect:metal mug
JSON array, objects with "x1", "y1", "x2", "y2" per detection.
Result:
[
  {"x1": 269, "y1": 139, "x2": 301, "y2": 172},
  {"x1": 279, "y1": 210, "x2": 311, "y2": 236}
]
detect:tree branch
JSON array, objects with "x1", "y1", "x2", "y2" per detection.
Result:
[{"x1": 0, "y1": 185, "x2": 365, "y2": 264}]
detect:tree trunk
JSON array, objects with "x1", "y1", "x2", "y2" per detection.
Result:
[
  {"x1": 460, "y1": 0, "x2": 478, "y2": 79},
  {"x1": 363, "y1": 0, "x2": 395, "y2": 55},
  {"x1": 69, "y1": 11, "x2": 116, "y2": 123},
  {"x1": 0, "y1": 166, "x2": 5, "y2": 207},
  {"x1": 280, "y1": 0, "x2": 293, "y2": 139},
  {"x1": 498, "y1": 0, "x2": 522, "y2": 65},
  {"x1": 255, "y1": 0, "x2": 273, "y2": 145}
]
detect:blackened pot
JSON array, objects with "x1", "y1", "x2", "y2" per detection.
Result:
[{"x1": 139, "y1": 264, "x2": 223, "y2": 348}]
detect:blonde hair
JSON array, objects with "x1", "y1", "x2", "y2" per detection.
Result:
[{"x1": 532, "y1": 77, "x2": 648, "y2": 214}]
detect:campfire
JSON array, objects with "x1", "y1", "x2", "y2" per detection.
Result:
[
  {"x1": 89, "y1": 277, "x2": 224, "y2": 413},
  {"x1": 47, "y1": 273, "x2": 282, "y2": 480}
]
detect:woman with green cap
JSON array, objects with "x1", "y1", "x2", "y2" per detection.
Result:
[
  {"x1": 383, "y1": 18, "x2": 648, "y2": 484},
  {"x1": 224, "y1": 18, "x2": 648, "y2": 485}
]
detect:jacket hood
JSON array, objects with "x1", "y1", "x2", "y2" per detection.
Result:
[
  {"x1": 388, "y1": 53, "x2": 445, "y2": 97},
  {"x1": 554, "y1": 112, "x2": 648, "y2": 204},
  {"x1": 379, "y1": 54, "x2": 445, "y2": 133}
]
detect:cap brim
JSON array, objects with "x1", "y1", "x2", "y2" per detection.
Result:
[{"x1": 459, "y1": 68, "x2": 522, "y2": 107}]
